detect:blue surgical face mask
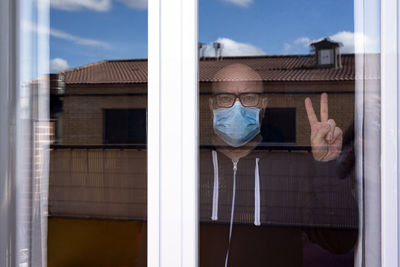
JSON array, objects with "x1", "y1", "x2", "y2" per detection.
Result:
[{"x1": 213, "y1": 101, "x2": 261, "y2": 147}]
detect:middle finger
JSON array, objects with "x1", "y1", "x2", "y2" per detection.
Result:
[{"x1": 320, "y1": 93, "x2": 328, "y2": 122}]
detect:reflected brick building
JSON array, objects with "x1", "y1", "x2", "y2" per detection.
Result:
[
  {"x1": 49, "y1": 40, "x2": 356, "y2": 222},
  {"x1": 55, "y1": 39, "x2": 354, "y2": 148},
  {"x1": 47, "y1": 39, "x2": 358, "y2": 267},
  {"x1": 49, "y1": 40, "x2": 355, "y2": 220}
]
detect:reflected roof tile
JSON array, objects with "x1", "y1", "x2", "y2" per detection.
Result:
[{"x1": 62, "y1": 54, "x2": 355, "y2": 84}]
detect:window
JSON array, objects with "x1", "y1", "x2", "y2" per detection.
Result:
[
  {"x1": 1, "y1": 0, "x2": 399, "y2": 266},
  {"x1": 261, "y1": 108, "x2": 296, "y2": 143},
  {"x1": 319, "y1": 49, "x2": 334, "y2": 65},
  {"x1": 197, "y1": 0, "x2": 378, "y2": 266},
  {"x1": 103, "y1": 109, "x2": 147, "y2": 145}
]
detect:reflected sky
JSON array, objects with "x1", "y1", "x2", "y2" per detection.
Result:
[
  {"x1": 50, "y1": 0, "x2": 147, "y2": 71},
  {"x1": 49, "y1": 0, "x2": 354, "y2": 72}
]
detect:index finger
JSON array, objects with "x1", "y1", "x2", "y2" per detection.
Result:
[
  {"x1": 305, "y1": 97, "x2": 318, "y2": 126},
  {"x1": 320, "y1": 93, "x2": 328, "y2": 122}
]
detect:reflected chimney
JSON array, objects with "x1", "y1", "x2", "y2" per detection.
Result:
[
  {"x1": 310, "y1": 38, "x2": 342, "y2": 68},
  {"x1": 49, "y1": 73, "x2": 65, "y2": 144},
  {"x1": 198, "y1": 42, "x2": 206, "y2": 59},
  {"x1": 213, "y1": 42, "x2": 223, "y2": 60}
]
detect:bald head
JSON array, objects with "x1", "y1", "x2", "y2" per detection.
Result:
[{"x1": 212, "y1": 63, "x2": 263, "y2": 94}]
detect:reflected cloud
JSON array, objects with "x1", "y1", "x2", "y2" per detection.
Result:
[
  {"x1": 283, "y1": 43, "x2": 292, "y2": 52},
  {"x1": 285, "y1": 31, "x2": 357, "y2": 54},
  {"x1": 116, "y1": 0, "x2": 147, "y2": 9},
  {"x1": 23, "y1": 20, "x2": 111, "y2": 49},
  {"x1": 50, "y1": 58, "x2": 70, "y2": 72},
  {"x1": 294, "y1": 37, "x2": 312, "y2": 48},
  {"x1": 224, "y1": 0, "x2": 253, "y2": 8},
  {"x1": 328, "y1": 31, "x2": 355, "y2": 53},
  {"x1": 47, "y1": 0, "x2": 111, "y2": 12},
  {"x1": 40, "y1": 0, "x2": 148, "y2": 11},
  {"x1": 50, "y1": 28, "x2": 111, "y2": 48},
  {"x1": 284, "y1": 31, "x2": 379, "y2": 54},
  {"x1": 204, "y1": 37, "x2": 265, "y2": 57}
]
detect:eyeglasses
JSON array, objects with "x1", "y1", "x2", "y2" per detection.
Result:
[{"x1": 213, "y1": 93, "x2": 262, "y2": 108}]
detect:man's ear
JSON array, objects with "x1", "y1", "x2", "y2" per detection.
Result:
[
  {"x1": 209, "y1": 97, "x2": 214, "y2": 111},
  {"x1": 262, "y1": 96, "x2": 268, "y2": 109},
  {"x1": 261, "y1": 97, "x2": 268, "y2": 118}
]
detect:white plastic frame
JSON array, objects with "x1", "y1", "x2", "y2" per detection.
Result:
[
  {"x1": 381, "y1": 0, "x2": 400, "y2": 266},
  {"x1": 0, "y1": 0, "x2": 18, "y2": 263},
  {"x1": 0, "y1": 0, "x2": 398, "y2": 266},
  {"x1": 0, "y1": 0, "x2": 49, "y2": 267},
  {"x1": 0, "y1": 0, "x2": 50, "y2": 265},
  {"x1": 148, "y1": 0, "x2": 198, "y2": 267}
]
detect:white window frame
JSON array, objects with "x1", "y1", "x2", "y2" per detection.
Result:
[
  {"x1": 0, "y1": 0, "x2": 398, "y2": 266},
  {"x1": 0, "y1": 0, "x2": 18, "y2": 263},
  {"x1": 381, "y1": 0, "x2": 400, "y2": 266},
  {"x1": 0, "y1": 0, "x2": 50, "y2": 265},
  {"x1": 148, "y1": 0, "x2": 198, "y2": 266}
]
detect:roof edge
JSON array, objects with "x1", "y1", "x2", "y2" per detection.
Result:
[{"x1": 61, "y1": 53, "x2": 357, "y2": 74}]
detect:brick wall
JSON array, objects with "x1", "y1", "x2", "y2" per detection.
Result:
[
  {"x1": 61, "y1": 85, "x2": 147, "y2": 145},
  {"x1": 60, "y1": 81, "x2": 354, "y2": 147}
]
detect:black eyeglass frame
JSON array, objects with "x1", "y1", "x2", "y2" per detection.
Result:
[{"x1": 212, "y1": 92, "x2": 263, "y2": 108}]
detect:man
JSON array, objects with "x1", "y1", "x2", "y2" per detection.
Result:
[{"x1": 199, "y1": 63, "x2": 357, "y2": 266}]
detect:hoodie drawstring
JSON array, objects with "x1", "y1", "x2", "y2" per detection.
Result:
[
  {"x1": 211, "y1": 150, "x2": 219, "y2": 221},
  {"x1": 254, "y1": 158, "x2": 261, "y2": 226}
]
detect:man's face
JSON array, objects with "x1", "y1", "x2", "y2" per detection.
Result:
[
  {"x1": 209, "y1": 64, "x2": 267, "y2": 111},
  {"x1": 208, "y1": 64, "x2": 268, "y2": 147}
]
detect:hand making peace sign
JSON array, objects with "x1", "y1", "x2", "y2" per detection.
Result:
[{"x1": 305, "y1": 93, "x2": 343, "y2": 162}]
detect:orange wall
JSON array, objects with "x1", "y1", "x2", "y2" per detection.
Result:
[{"x1": 48, "y1": 218, "x2": 144, "y2": 267}]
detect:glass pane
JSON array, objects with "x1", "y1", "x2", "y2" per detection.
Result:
[
  {"x1": 47, "y1": 2, "x2": 148, "y2": 266},
  {"x1": 198, "y1": 0, "x2": 380, "y2": 266}
]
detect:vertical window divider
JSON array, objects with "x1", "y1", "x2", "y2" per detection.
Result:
[
  {"x1": 148, "y1": 0, "x2": 198, "y2": 266},
  {"x1": 0, "y1": 0, "x2": 50, "y2": 265},
  {"x1": 381, "y1": 0, "x2": 400, "y2": 266},
  {"x1": 0, "y1": 0, "x2": 17, "y2": 264},
  {"x1": 148, "y1": 0, "x2": 161, "y2": 265},
  {"x1": 355, "y1": 0, "x2": 382, "y2": 266}
]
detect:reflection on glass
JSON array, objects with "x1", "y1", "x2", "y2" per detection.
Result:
[
  {"x1": 47, "y1": 3, "x2": 148, "y2": 266},
  {"x1": 199, "y1": 1, "x2": 363, "y2": 265}
]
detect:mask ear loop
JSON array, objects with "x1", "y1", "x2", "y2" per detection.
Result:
[
  {"x1": 211, "y1": 150, "x2": 219, "y2": 221},
  {"x1": 254, "y1": 158, "x2": 261, "y2": 226}
]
